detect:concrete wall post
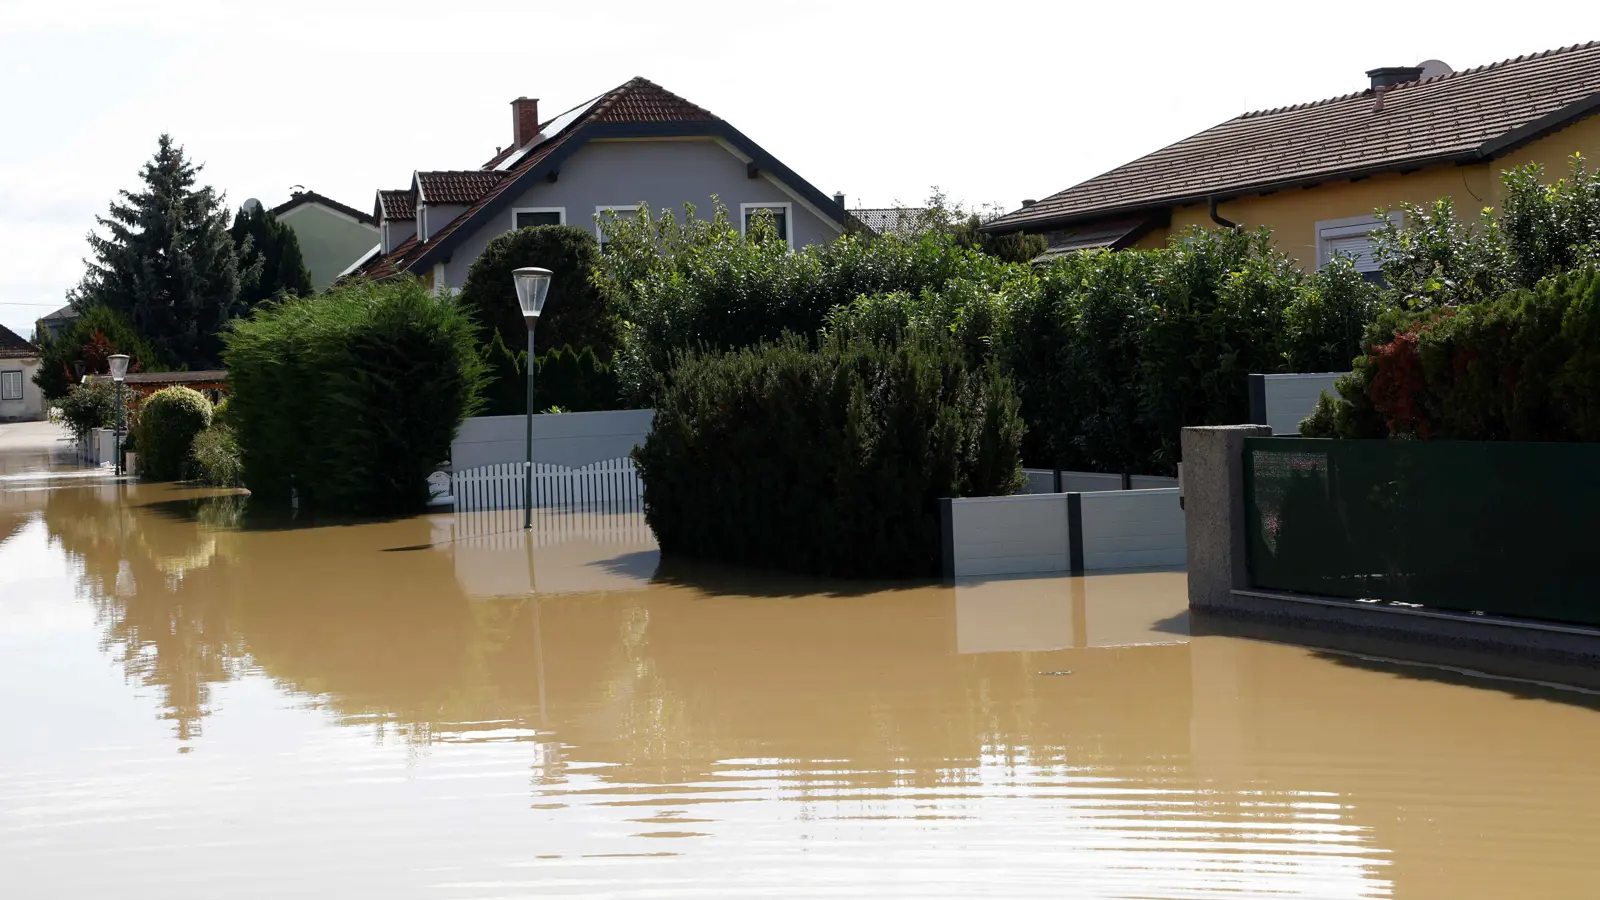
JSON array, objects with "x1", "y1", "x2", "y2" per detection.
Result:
[{"x1": 1181, "y1": 425, "x2": 1271, "y2": 609}]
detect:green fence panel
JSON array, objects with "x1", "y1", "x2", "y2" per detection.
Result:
[{"x1": 1244, "y1": 437, "x2": 1600, "y2": 627}]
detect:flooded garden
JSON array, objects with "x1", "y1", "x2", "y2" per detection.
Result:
[{"x1": 3, "y1": 473, "x2": 1600, "y2": 899}]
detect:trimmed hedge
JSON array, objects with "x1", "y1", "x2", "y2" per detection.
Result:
[
  {"x1": 134, "y1": 386, "x2": 212, "y2": 481},
  {"x1": 223, "y1": 277, "x2": 486, "y2": 515},
  {"x1": 479, "y1": 339, "x2": 621, "y2": 415},
  {"x1": 634, "y1": 333, "x2": 1025, "y2": 578},
  {"x1": 1302, "y1": 266, "x2": 1600, "y2": 441}
]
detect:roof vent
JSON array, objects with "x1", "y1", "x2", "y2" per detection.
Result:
[
  {"x1": 1021, "y1": 199, "x2": 1038, "y2": 208},
  {"x1": 1366, "y1": 66, "x2": 1425, "y2": 90}
]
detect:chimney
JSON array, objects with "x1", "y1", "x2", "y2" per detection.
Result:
[
  {"x1": 1021, "y1": 199, "x2": 1038, "y2": 208},
  {"x1": 1366, "y1": 66, "x2": 1424, "y2": 90},
  {"x1": 833, "y1": 191, "x2": 846, "y2": 208},
  {"x1": 512, "y1": 97, "x2": 540, "y2": 147}
]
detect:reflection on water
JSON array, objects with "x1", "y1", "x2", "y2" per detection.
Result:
[{"x1": 2, "y1": 484, "x2": 1600, "y2": 898}]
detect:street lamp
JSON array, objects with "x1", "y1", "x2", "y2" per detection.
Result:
[
  {"x1": 107, "y1": 354, "x2": 130, "y2": 477},
  {"x1": 513, "y1": 267, "x2": 552, "y2": 529}
]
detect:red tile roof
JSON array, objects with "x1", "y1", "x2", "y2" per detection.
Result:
[
  {"x1": 415, "y1": 170, "x2": 505, "y2": 205},
  {"x1": 989, "y1": 41, "x2": 1600, "y2": 231},
  {"x1": 353, "y1": 77, "x2": 720, "y2": 282},
  {"x1": 377, "y1": 189, "x2": 415, "y2": 221}
]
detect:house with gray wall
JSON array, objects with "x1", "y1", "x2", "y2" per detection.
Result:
[
  {"x1": 269, "y1": 190, "x2": 380, "y2": 292},
  {"x1": 350, "y1": 77, "x2": 850, "y2": 290}
]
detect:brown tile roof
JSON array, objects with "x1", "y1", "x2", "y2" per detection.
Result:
[
  {"x1": 415, "y1": 170, "x2": 506, "y2": 205},
  {"x1": 989, "y1": 40, "x2": 1600, "y2": 231},
  {"x1": 353, "y1": 77, "x2": 720, "y2": 282},
  {"x1": 0, "y1": 323, "x2": 39, "y2": 359},
  {"x1": 588, "y1": 77, "x2": 717, "y2": 123},
  {"x1": 376, "y1": 189, "x2": 415, "y2": 221}
]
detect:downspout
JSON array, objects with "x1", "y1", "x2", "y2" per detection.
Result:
[{"x1": 1208, "y1": 195, "x2": 1238, "y2": 229}]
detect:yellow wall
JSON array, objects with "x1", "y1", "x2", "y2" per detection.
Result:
[{"x1": 1128, "y1": 114, "x2": 1600, "y2": 266}]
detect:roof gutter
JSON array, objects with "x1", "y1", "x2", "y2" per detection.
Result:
[{"x1": 1207, "y1": 195, "x2": 1237, "y2": 229}]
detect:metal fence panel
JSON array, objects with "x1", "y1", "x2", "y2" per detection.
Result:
[{"x1": 1245, "y1": 437, "x2": 1600, "y2": 626}]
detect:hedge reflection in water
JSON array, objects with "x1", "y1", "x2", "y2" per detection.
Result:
[{"x1": 20, "y1": 483, "x2": 1600, "y2": 898}]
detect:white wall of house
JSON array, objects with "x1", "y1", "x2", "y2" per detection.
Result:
[
  {"x1": 440, "y1": 138, "x2": 843, "y2": 287},
  {"x1": 0, "y1": 358, "x2": 43, "y2": 421}
]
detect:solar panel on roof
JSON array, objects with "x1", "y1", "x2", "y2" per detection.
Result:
[{"x1": 494, "y1": 94, "x2": 605, "y2": 172}]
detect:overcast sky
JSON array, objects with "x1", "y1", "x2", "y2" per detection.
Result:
[{"x1": 1, "y1": 0, "x2": 1591, "y2": 337}]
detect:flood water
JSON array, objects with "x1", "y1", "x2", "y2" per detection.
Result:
[{"x1": 4, "y1": 479, "x2": 1600, "y2": 898}]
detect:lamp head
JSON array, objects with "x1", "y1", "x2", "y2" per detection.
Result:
[
  {"x1": 107, "y1": 354, "x2": 131, "y2": 382},
  {"x1": 512, "y1": 267, "x2": 553, "y2": 321}
]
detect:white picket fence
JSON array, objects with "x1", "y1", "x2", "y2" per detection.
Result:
[{"x1": 453, "y1": 457, "x2": 643, "y2": 515}]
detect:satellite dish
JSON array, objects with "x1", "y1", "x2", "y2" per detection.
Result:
[
  {"x1": 1417, "y1": 59, "x2": 1453, "y2": 80},
  {"x1": 241, "y1": 198, "x2": 262, "y2": 214}
]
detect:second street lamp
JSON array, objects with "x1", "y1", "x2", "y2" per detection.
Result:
[
  {"x1": 513, "y1": 267, "x2": 553, "y2": 529},
  {"x1": 107, "y1": 354, "x2": 130, "y2": 477}
]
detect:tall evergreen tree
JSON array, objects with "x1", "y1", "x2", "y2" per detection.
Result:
[
  {"x1": 230, "y1": 202, "x2": 313, "y2": 308},
  {"x1": 77, "y1": 134, "x2": 243, "y2": 368}
]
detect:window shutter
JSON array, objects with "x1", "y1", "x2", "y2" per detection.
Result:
[{"x1": 1327, "y1": 233, "x2": 1379, "y2": 272}]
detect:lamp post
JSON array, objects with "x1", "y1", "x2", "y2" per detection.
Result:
[
  {"x1": 513, "y1": 267, "x2": 553, "y2": 529},
  {"x1": 107, "y1": 354, "x2": 130, "y2": 477}
]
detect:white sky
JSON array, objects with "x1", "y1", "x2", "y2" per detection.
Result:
[{"x1": 0, "y1": 0, "x2": 1591, "y2": 337}]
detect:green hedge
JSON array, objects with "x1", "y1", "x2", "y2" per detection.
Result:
[
  {"x1": 223, "y1": 277, "x2": 486, "y2": 515},
  {"x1": 1303, "y1": 267, "x2": 1600, "y2": 441},
  {"x1": 635, "y1": 333, "x2": 1025, "y2": 578},
  {"x1": 478, "y1": 339, "x2": 621, "y2": 415},
  {"x1": 134, "y1": 386, "x2": 212, "y2": 481},
  {"x1": 188, "y1": 424, "x2": 242, "y2": 486}
]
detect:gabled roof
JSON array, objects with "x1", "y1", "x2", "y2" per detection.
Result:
[
  {"x1": 0, "y1": 323, "x2": 39, "y2": 359},
  {"x1": 415, "y1": 170, "x2": 506, "y2": 205},
  {"x1": 376, "y1": 190, "x2": 415, "y2": 221},
  {"x1": 272, "y1": 189, "x2": 377, "y2": 226},
  {"x1": 38, "y1": 303, "x2": 78, "y2": 324},
  {"x1": 351, "y1": 76, "x2": 847, "y2": 281},
  {"x1": 851, "y1": 208, "x2": 929, "y2": 236},
  {"x1": 987, "y1": 40, "x2": 1600, "y2": 232}
]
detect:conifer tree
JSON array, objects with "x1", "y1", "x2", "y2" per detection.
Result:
[
  {"x1": 230, "y1": 201, "x2": 313, "y2": 307},
  {"x1": 77, "y1": 134, "x2": 242, "y2": 368}
]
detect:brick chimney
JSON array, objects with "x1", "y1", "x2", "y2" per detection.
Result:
[{"x1": 512, "y1": 97, "x2": 540, "y2": 147}]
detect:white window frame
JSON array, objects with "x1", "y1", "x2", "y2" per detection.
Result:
[
  {"x1": 0, "y1": 370, "x2": 21, "y2": 401},
  {"x1": 1315, "y1": 212, "x2": 1400, "y2": 271},
  {"x1": 511, "y1": 207, "x2": 566, "y2": 230},
  {"x1": 740, "y1": 202, "x2": 794, "y2": 250},
  {"x1": 594, "y1": 205, "x2": 640, "y2": 247},
  {"x1": 416, "y1": 204, "x2": 428, "y2": 243}
]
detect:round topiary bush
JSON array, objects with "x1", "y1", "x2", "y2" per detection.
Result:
[{"x1": 135, "y1": 386, "x2": 213, "y2": 482}]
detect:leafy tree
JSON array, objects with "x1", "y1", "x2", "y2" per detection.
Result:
[
  {"x1": 75, "y1": 134, "x2": 243, "y2": 368},
  {"x1": 458, "y1": 224, "x2": 614, "y2": 359},
  {"x1": 31, "y1": 305, "x2": 165, "y2": 400},
  {"x1": 230, "y1": 202, "x2": 312, "y2": 308}
]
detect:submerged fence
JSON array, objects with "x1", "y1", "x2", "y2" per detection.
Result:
[
  {"x1": 453, "y1": 458, "x2": 643, "y2": 516},
  {"x1": 1244, "y1": 437, "x2": 1600, "y2": 626}
]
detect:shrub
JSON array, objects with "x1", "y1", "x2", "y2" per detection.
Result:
[
  {"x1": 458, "y1": 225, "x2": 613, "y2": 415},
  {"x1": 188, "y1": 424, "x2": 242, "y2": 486},
  {"x1": 58, "y1": 381, "x2": 123, "y2": 444},
  {"x1": 1310, "y1": 266, "x2": 1600, "y2": 441},
  {"x1": 635, "y1": 333, "x2": 1025, "y2": 578},
  {"x1": 134, "y1": 386, "x2": 212, "y2": 481},
  {"x1": 478, "y1": 338, "x2": 621, "y2": 416},
  {"x1": 31, "y1": 304, "x2": 165, "y2": 400},
  {"x1": 224, "y1": 277, "x2": 487, "y2": 515},
  {"x1": 595, "y1": 200, "x2": 1018, "y2": 406}
]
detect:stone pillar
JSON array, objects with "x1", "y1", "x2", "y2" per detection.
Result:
[{"x1": 1181, "y1": 425, "x2": 1270, "y2": 609}]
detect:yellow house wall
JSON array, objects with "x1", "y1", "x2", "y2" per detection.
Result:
[{"x1": 1127, "y1": 114, "x2": 1600, "y2": 265}]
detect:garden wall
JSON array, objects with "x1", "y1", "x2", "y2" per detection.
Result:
[
  {"x1": 1247, "y1": 372, "x2": 1345, "y2": 435},
  {"x1": 450, "y1": 408, "x2": 654, "y2": 470},
  {"x1": 940, "y1": 488, "x2": 1185, "y2": 578}
]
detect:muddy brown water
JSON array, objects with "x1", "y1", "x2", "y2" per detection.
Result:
[{"x1": 3, "y1": 482, "x2": 1600, "y2": 898}]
